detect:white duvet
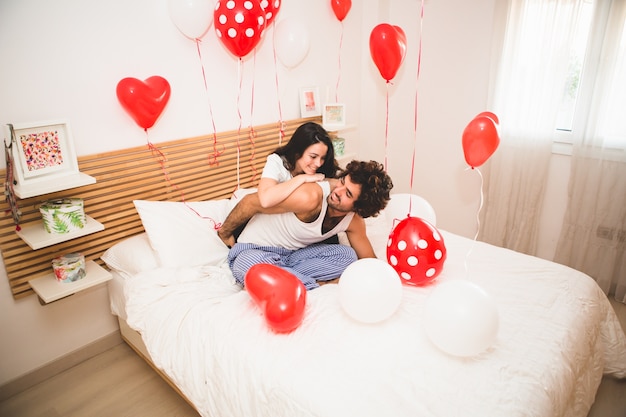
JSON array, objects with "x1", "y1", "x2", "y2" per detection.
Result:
[{"x1": 124, "y1": 231, "x2": 626, "y2": 417}]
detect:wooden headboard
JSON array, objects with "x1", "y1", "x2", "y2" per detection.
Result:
[{"x1": 0, "y1": 117, "x2": 321, "y2": 299}]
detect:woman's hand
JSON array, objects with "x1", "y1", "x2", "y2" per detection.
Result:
[{"x1": 299, "y1": 173, "x2": 325, "y2": 183}]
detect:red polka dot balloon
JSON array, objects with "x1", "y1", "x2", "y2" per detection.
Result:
[
  {"x1": 259, "y1": 0, "x2": 281, "y2": 27},
  {"x1": 214, "y1": 0, "x2": 266, "y2": 58},
  {"x1": 386, "y1": 216, "x2": 447, "y2": 286}
]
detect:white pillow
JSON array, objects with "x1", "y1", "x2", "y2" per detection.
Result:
[
  {"x1": 101, "y1": 233, "x2": 160, "y2": 277},
  {"x1": 133, "y1": 199, "x2": 232, "y2": 268}
]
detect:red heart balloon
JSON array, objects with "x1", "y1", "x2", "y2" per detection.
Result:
[
  {"x1": 386, "y1": 217, "x2": 447, "y2": 286},
  {"x1": 214, "y1": 0, "x2": 265, "y2": 58},
  {"x1": 369, "y1": 23, "x2": 407, "y2": 82},
  {"x1": 116, "y1": 76, "x2": 171, "y2": 130},
  {"x1": 331, "y1": 0, "x2": 352, "y2": 22},
  {"x1": 260, "y1": 0, "x2": 281, "y2": 27},
  {"x1": 245, "y1": 264, "x2": 307, "y2": 333},
  {"x1": 462, "y1": 115, "x2": 500, "y2": 168}
]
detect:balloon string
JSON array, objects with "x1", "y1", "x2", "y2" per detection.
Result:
[
  {"x1": 145, "y1": 132, "x2": 185, "y2": 201},
  {"x1": 195, "y1": 39, "x2": 223, "y2": 166},
  {"x1": 144, "y1": 114, "x2": 220, "y2": 229},
  {"x1": 384, "y1": 84, "x2": 389, "y2": 170},
  {"x1": 335, "y1": 21, "x2": 345, "y2": 102},
  {"x1": 248, "y1": 50, "x2": 258, "y2": 184},
  {"x1": 463, "y1": 166, "x2": 484, "y2": 279},
  {"x1": 248, "y1": 128, "x2": 258, "y2": 184},
  {"x1": 409, "y1": 0, "x2": 425, "y2": 195},
  {"x1": 184, "y1": 203, "x2": 222, "y2": 230},
  {"x1": 271, "y1": 24, "x2": 285, "y2": 145},
  {"x1": 235, "y1": 58, "x2": 243, "y2": 191}
]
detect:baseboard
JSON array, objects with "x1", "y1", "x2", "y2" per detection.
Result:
[{"x1": 0, "y1": 331, "x2": 122, "y2": 402}]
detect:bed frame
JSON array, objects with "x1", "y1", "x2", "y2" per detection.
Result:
[{"x1": 0, "y1": 117, "x2": 321, "y2": 300}]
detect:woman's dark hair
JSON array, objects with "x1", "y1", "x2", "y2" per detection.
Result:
[
  {"x1": 340, "y1": 160, "x2": 393, "y2": 218},
  {"x1": 274, "y1": 122, "x2": 339, "y2": 178}
]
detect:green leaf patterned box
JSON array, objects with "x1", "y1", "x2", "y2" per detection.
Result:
[{"x1": 39, "y1": 198, "x2": 85, "y2": 234}]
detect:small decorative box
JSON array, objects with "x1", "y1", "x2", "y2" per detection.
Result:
[
  {"x1": 39, "y1": 198, "x2": 85, "y2": 234},
  {"x1": 332, "y1": 137, "x2": 345, "y2": 157},
  {"x1": 52, "y1": 253, "x2": 86, "y2": 283}
]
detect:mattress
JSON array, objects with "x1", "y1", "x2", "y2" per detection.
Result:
[{"x1": 117, "y1": 230, "x2": 626, "y2": 417}]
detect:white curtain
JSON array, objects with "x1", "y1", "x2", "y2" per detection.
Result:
[
  {"x1": 481, "y1": 0, "x2": 586, "y2": 255},
  {"x1": 555, "y1": 0, "x2": 626, "y2": 302}
]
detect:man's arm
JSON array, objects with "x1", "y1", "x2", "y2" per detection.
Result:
[
  {"x1": 218, "y1": 184, "x2": 322, "y2": 247},
  {"x1": 344, "y1": 215, "x2": 376, "y2": 259}
]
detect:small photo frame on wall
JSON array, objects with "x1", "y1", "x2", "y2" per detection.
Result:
[
  {"x1": 6, "y1": 120, "x2": 80, "y2": 185},
  {"x1": 322, "y1": 103, "x2": 346, "y2": 130},
  {"x1": 299, "y1": 86, "x2": 322, "y2": 117}
]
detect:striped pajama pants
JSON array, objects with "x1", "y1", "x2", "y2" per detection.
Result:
[{"x1": 227, "y1": 242, "x2": 358, "y2": 290}]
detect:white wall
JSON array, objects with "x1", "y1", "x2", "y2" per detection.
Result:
[{"x1": 0, "y1": 0, "x2": 569, "y2": 386}]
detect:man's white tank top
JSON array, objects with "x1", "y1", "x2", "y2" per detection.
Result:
[{"x1": 237, "y1": 182, "x2": 355, "y2": 250}]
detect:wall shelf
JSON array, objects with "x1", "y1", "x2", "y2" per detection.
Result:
[
  {"x1": 29, "y1": 260, "x2": 112, "y2": 304},
  {"x1": 16, "y1": 215, "x2": 104, "y2": 250},
  {"x1": 13, "y1": 172, "x2": 96, "y2": 199},
  {"x1": 324, "y1": 123, "x2": 356, "y2": 133}
]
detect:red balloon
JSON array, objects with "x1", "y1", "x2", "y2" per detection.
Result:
[
  {"x1": 260, "y1": 0, "x2": 281, "y2": 26},
  {"x1": 369, "y1": 24, "x2": 407, "y2": 82},
  {"x1": 214, "y1": 0, "x2": 265, "y2": 58},
  {"x1": 462, "y1": 115, "x2": 500, "y2": 168},
  {"x1": 331, "y1": 0, "x2": 352, "y2": 22},
  {"x1": 476, "y1": 111, "x2": 499, "y2": 125},
  {"x1": 116, "y1": 76, "x2": 171, "y2": 130},
  {"x1": 386, "y1": 217, "x2": 447, "y2": 286},
  {"x1": 245, "y1": 264, "x2": 307, "y2": 333}
]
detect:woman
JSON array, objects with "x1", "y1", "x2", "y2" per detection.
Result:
[{"x1": 257, "y1": 122, "x2": 339, "y2": 208}]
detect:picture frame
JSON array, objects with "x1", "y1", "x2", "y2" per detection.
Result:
[
  {"x1": 299, "y1": 86, "x2": 322, "y2": 118},
  {"x1": 322, "y1": 103, "x2": 346, "y2": 130},
  {"x1": 6, "y1": 120, "x2": 80, "y2": 185}
]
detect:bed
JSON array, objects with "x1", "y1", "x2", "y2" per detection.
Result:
[{"x1": 102, "y1": 189, "x2": 626, "y2": 417}]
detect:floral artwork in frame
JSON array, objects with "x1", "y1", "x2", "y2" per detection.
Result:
[{"x1": 6, "y1": 120, "x2": 80, "y2": 185}]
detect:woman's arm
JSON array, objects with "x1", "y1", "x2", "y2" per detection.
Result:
[{"x1": 257, "y1": 174, "x2": 324, "y2": 208}]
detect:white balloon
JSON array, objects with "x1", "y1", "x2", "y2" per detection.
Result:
[
  {"x1": 338, "y1": 258, "x2": 403, "y2": 324},
  {"x1": 385, "y1": 193, "x2": 437, "y2": 233},
  {"x1": 274, "y1": 18, "x2": 310, "y2": 68},
  {"x1": 423, "y1": 280, "x2": 499, "y2": 357},
  {"x1": 168, "y1": 0, "x2": 214, "y2": 40}
]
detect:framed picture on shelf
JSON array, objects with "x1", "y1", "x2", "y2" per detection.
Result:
[
  {"x1": 299, "y1": 86, "x2": 322, "y2": 117},
  {"x1": 6, "y1": 120, "x2": 80, "y2": 185},
  {"x1": 322, "y1": 103, "x2": 346, "y2": 130}
]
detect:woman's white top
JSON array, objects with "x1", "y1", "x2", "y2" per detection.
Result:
[{"x1": 261, "y1": 153, "x2": 291, "y2": 183}]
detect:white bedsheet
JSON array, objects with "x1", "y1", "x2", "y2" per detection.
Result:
[{"x1": 124, "y1": 231, "x2": 626, "y2": 417}]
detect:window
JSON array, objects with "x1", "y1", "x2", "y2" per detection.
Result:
[
  {"x1": 496, "y1": 0, "x2": 626, "y2": 153},
  {"x1": 553, "y1": 0, "x2": 626, "y2": 151}
]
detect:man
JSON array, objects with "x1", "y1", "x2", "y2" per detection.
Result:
[{"x1": 218, "y1": 160, "x2": 393, "y2": 290}]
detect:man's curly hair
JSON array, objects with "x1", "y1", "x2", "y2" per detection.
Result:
[{"x1": 339, "y1": 160, "x2": 393, "y2": 218}]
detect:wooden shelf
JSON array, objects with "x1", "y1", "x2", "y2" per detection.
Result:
[
  {"x1": 13, "y1": 172, "x2": 96, "y2": 199},
  {"x1": 29, "y1": 260, "x2": 112, "y2": 304},
  {"x1": 323, "y1": 123, "x2": 356, "y2": 133},
  {"x1": 16, "y1": 215, "x2": 104, "y2": 250}
]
